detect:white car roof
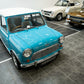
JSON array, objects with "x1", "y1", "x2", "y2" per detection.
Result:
[{"x1": 0, "y1": 8, "x2": 39, "y2": 17}]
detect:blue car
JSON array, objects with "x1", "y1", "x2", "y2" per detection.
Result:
[{"x1": 0, "y1": 8, "x2": 64, "y2": 69}]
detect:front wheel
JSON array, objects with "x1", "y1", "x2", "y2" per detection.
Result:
[
  {"x1": 11, "y1": 52, "x2": 21, "y2": 70},
  {"x1": 55, "y1": 13, "x2": 62, "y2": 21}
]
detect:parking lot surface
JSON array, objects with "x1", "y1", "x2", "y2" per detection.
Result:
[{"x1": 0, "y1": 19, "x2": 84, "y2": 84}]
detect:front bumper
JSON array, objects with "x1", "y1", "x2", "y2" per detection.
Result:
[
  {"x1": 67, "y1": 19, "x2": 84, "y2": 25},
  {"x1": 20, "y1": 52, "x2": 58, "y2": 68},
  {"x1": 43, "y1": 14, "x2": 55, "y2": 19}
]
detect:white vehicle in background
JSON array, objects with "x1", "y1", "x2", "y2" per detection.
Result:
[{"x1": 41, "y1": 0, "x2": 82, "y2": 21}]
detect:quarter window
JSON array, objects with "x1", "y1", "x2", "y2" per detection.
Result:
[
  {"x1": 0, "y1": 16, "x2": 1, "y2": 26},
  {"x1": 1, "y1": 17, "x2": 7, "y2": 31}
]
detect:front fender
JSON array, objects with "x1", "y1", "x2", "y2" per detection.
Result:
[
  {"x1": 9, "y1": 34, "x2": 31, "y2": 63},
  {"x1": 54, "y1": 8, "x2": 66, "y2": 18}
]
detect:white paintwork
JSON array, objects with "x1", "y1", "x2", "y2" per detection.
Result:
[
  {"x1": 0, "y1": 8, "x2": 39, "y2": 17},
  {"x1": 42, "y1": 1, "x2": 82, "y2": 19}
]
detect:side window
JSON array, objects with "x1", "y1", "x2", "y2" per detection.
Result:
[
  {"x1": 1, "y1": 17, "x2": 7, "y2": 31},
  {"x1": 68, "y1": 3, "x2": 75, "y2": 6},
  {"x1": 0, "y1": 16, "x2": 1, "y2": 26},
  {"x1": 32, "y1": 14, "x2": 44, "y2": 26},
  {"x1": 62, "y1": 2, "x2": 68, "y2": 6}
]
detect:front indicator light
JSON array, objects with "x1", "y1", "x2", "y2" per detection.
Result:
[
  {"x1": 51, "y1": 11, "x2": 54, "y2": 17},
  {"x1": 60, "y1": 45, "x2": 63, "y2": 47},
  {"x1": 27, "y1": 59, "x2": 30, "y2": 62}
]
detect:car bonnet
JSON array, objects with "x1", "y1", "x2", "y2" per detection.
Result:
[{"x1": 15, "y1": 26, "x2": 62, "y2": 52}]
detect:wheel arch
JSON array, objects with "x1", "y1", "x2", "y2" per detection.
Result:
[
  {"x1": 10, "y1": 49, "x2": 21, "y2": 64},
  {"x1": 56, "y1": 12, "x2": 63, "y2": 17}
]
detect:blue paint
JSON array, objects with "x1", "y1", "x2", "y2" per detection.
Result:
[{"x1": 0, "y1": 11, "x2": 63, "y2": 66}]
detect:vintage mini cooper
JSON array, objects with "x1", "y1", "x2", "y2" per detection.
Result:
[{"x1": 0, "y1": 8, "x2": 64, "y2": 69}]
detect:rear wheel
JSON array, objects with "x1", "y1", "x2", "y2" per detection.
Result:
[
  {"x1": 11, "y1": 52, "x2": 21, "y2": 70},
  {"x1": 56, "y1": 13, "x2": 62, "y2": 21}
]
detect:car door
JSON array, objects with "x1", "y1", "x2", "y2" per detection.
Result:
[
  {"x1": 66, "y1": 3, "x2": 75, "y2": 12},
  {"x1": 65, "y1": 3, "x2": 80, "y2": 14},
  {"x1": 70, "y1": 3, "x2": 81, "y2": 11},
  {"x1": 0, "y1": 16, "x2": 9, "y2": 49}
]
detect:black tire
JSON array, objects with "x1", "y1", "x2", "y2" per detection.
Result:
[
  {"x1": 11, "y1": 52, "x2": 21, "y2": 70},
  {"x1": 0, "y1": 37, "x2": 1, "y2": 41},
  {"x1": 46, "y1": 17, "x2": 52, "y2": 21},
  {"x1": 56, "y1": 13, "x2": 62, "y2": 21},
  {"x1": 69, "y1": 22, "x2": 74, "y2": 26}
]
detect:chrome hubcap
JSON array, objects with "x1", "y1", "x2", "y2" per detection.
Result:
[{"x1": 58, "y1": 15, "x2": 62, "y2": 20}]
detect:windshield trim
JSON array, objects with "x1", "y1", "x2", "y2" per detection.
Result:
[
  {"x1": 9, "y1": 24, "x2": 46, "y2": 33},
  {"x1": 7, "y1": 13, "x2": 45, "y2": 33}
]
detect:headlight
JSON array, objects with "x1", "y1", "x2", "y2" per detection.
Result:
[
  {"x1": 23, "y1": 49, "x2": 32, "y2": 57},
  {"x1": 41, "y1": 10, "x2": 44, "y2": 15},
  {"x1": 67, "y1": 15, "x2": 70, "y2": 19},
  {"x1": 59, "y1": 36, "x2": 64, "y2": 43}
]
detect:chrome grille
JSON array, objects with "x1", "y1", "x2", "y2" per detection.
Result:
[
  {"x1": 70, "y1": 16, "x2": 84, "y2": 21},
  {"x1": 44, "y1": 11, "x2": 51, "y2": 16},
  {"x1": 31, "y1": 44, "x2": 59, "y2": 61}
]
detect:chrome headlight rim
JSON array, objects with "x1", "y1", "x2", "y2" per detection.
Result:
[
  {"x1": 23, "y1": 49, "x2": 32, "y2": 58},
  {"x1": 59, "y1": 36, "x2": 65, "y2": 43}
]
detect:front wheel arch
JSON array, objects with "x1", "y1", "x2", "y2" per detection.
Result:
[
  {"x1": 55, "y1": 13, "x2": 63, "y2": 21},
  {"x1": 10, "y1": 50, "x2": 21, "y2": 70}
]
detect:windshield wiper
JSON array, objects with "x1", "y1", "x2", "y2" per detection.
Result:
[
  {"x1": 34, "y1": 25, "x2": 43, "y2": 28},
  {"x1": 14, "y1": 28, "x2": 28, "y2": 32},
  {"x1": 13, "y1": 25, "x2": 43, "y2": 32}
]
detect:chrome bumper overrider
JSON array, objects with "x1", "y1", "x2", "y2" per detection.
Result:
[{"x1": 20, "y1": 52, "x2": 58, "y2": 68}]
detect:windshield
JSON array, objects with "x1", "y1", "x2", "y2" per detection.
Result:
[
  {"x1": 8, "y1": 13, "x2": 45, "y2": 32},
  {"x1": 55, "y1": 0, "x2": 69, "y2": 6}
]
